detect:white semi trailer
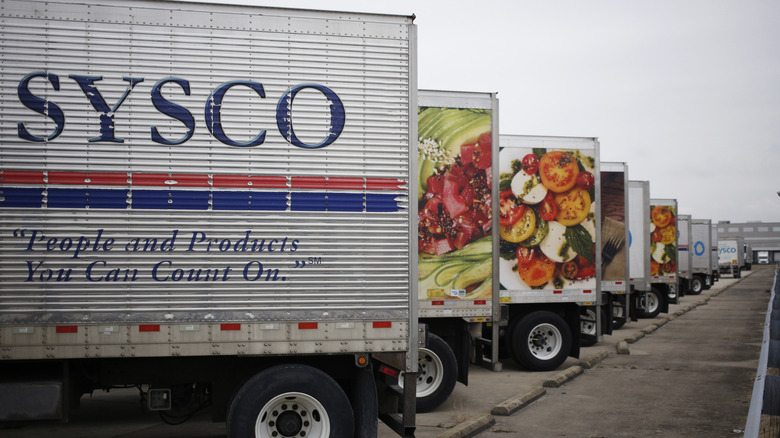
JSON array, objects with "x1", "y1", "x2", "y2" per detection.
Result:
[{"x1": 0, "y1": 1, "x2": 419, "y2": 435}]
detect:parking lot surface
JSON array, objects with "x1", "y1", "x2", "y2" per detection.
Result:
[{"x1": 0, "y1": 268, "x2": 770, "y2": 438}]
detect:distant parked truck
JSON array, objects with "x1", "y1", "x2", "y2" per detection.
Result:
[
  {"x1": 757, "y1": 251, "x2": 770, "y2": 264},
  {"x1": 642, "y1": 198, "x2": 679, "y2": 318},
  {"x1": 676, "y1": 214, "x2": 692, "y2": 296},
  {"x1": 711, "y1": 225, "x2": 720, "y2": 283},
  {"x1": 628, "y1": 181, "x2": 651, "y2": 318},
  {"x1": 719, "y1": 237, "x2": 745, "y2": 278},
  {"x1": 743, "y1": 241, "x2": 753, "y2": 271},
  {"x1": 689, "y1": 219, "x2": 714, "y2": 294}
]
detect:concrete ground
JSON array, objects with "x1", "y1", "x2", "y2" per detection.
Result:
[
  {"x1": 393, "y1": 266, "x2": 771, "y2": 438},
  {"x1": 0, "y1": 267, "x2": 770, "y2": 438}
]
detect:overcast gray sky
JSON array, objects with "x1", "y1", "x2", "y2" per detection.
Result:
[{"x1": 210, "y1": 0, "x2": 780, "y2": 223}]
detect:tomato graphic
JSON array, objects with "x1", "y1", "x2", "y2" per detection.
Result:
[
  {"x1": 576, "y1": 171, "x2": 594, "y2": 190},
  {"x1": 659, "y1": 225, "x2": 676, "y2": 245},
  {"x1": 538, "y1": 191, "x2": 558, "y2": 222},
  {"x1": 539, "y1": 151, "x2": 580, "y2": 193},
  {"x1": 499, "y1": 190, "x2": 525, "y2": 227},
  {"x1": 518, "y1": 250, "x2": 556, "y2": 287},
  {"x1": 499, "y1": 207, "x2": 536, "y2": 243},
  {"x1": 554, "y1": 187, "x2": 591, "y2": 226},
  {"x1": 651, "y1": 206, "x2": 673, "y2": 228},
  {"x1": 521, "y1": 153, "x2": 539, "y2": 175}
]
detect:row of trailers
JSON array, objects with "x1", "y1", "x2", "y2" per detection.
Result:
[
  {"x1": 0, "y1": 2, "x2": 723, "y2": 434},
  {"x1": 411, "y1": 90, "x2": 723, "y2": 413}
]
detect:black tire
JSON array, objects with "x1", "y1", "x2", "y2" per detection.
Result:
[
  {"x1": 510, "y1": 311, "x2": 572, "y2": 371},
  {"x1": 689, "y1": 276, "x2": 704, "y2": 295},
  {"x1": 227, "y1": 364, "x2": 354, "y2": 438},
  {"x1": 580, "y1": 308, "x2": 598, "y2": 347},
  {"x1": 411, "y1": 333, "x2": 457, "y2": 413},
  {"x1": 636, "y1": 288, "x2": 662, "y2": 318},
  {"x1": 612, "y1": 302, "x2": 626, "y2": 330}
]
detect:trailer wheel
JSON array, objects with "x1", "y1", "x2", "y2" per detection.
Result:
[
  {"x1": 612, "y1": 302, "x2": 626, "y2": 330},
  {"x1": 400, "y1": 333, "x2": 457, "y2": 413},
  {"x1": 510, "y1": 311, "x2": 571, "y2": 371},
  {"x1": 689, "y1": 276, "x2": 704, "y2": 295},
  {"x1": 580, "y1": 308, "x2": 598, "y2": 347},
  {"x1": 226, "y1": 364, "x2": 354, "y2": 438},
  {"x1": 636, "y1": 288, "x2": 662, "y2": 318}
]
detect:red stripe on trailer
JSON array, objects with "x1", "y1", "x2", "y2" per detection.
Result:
[
  {"x1": 221, "y1": 324, "x2": 241, "y2": 331},
  {"x1": 48, "y1": 171, "x2": 128, "y2": 185},
  {"x1": 366, "y1": 178, "x2": 405, "y2": 190},
  {"x1": 326, "y1": 177, "x2": 365, "y2": 190},
  {"x1": 298, "y1": 322, "x2": 318, "y2": 330},
  {"x1": 291, "y1": 176, "x2": 327, "y2": 189},
  {"x1": 132, "y1": 173, "x2": 210, "y2": 187},
  {"x1": 372, "y1": 321, "x2": 392, "y2": 328},
  {"x1": 55, "y1": 325, "x2": 77, "y2": 333},
  {"x1": 553, "y1": 290, "x2": 562, "y2": 294},
  {"x1": 0, "y1": 170, "x2": 45, "y2": 184},
  {"x1": 584, "y1": 290, "x2": 592, "y2": 293},
  {"x1": 431, "y1": 301, "x2": 445, "y2": 305},
  {"x1": 474, "y1": 300, "x2": 487, "y2": 305},
  {"x1": 139, "y1": 324, "x2": 160, "y2": 332},
  {"x1": 212, "y1": 174, "x2": 288, "y2": 188}
]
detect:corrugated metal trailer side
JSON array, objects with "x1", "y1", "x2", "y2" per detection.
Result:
[{"x1": 0, "y1": 1, "x2": 418, "y2": 435}]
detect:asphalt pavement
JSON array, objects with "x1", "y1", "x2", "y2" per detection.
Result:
[
  {"x1": 391, "y1": 266, "x2": 772, "y2": 438},
  {"x1": 0, "y1": 267, "x2": 771, "y2": 438}
]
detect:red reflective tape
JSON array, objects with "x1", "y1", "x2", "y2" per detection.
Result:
[
  {"x1": 553, "y1": 290, "x2": 563, "y2": 294},
  {"x1": 366, "y1": 178, "x2": 405, "y2": 190},
  {"x1": 326, "y1": 177, "x2": 365, "y2": 190},
  {"x1": 372, "y1": 321, "x2": 392, "y2": 328},
  {"x1": 615, "y1": 282, "x2": 623, "y2": 285},
  {"x1": 212, "y1": 175, "x2": 288, "y2": 188},
  {"x1": 48, "y1": 171, "x2": 128, "y2": 185},
  {"x1": 55, "y1": 325, "x2": 77, "y2": 333},
  {"x1": 298, "y1": 322, "x2": 318, "y2": 330},
  {"x1": 474, "y1": 300, "x2": 487, "y2": 305},
  {"x1": 132, "y1": 173, "x2": 209, "y2": 187},
  {"x1": 584, "y1": 290, "x2": 592, "y2": 294},
  {"x1": 221, "y1": 323, "x2": 241, "y2": 331},
  {"x1": 139, "y1": 324, "x2": 160, "y2": 332},
  {"x1": 169, "y1": 174, "x2": 210, "y2": 187},
  {"x1": 132, "y1": 174, "x2": 172, "y2": 186},
  {"x1": 291, "y1": 176, "x2": 327, "y2": 189},
  {"x1": 431, "y1": 301, "x2": 445, "y2": 306},
  {"x1": 0, "y1": 170, "x2": 45, "y2": 184}
]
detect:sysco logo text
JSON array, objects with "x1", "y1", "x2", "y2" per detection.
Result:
[
  {"x1": 16, "y1": 72, "x2": 346, "y2": 149},
  {"x1": 719, "y1": 247, "x2": 737, "y2": 255}
]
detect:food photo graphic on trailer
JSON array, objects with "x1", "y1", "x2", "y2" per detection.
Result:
[
  {"x1": 650, "y1": 204, "x2": 677, "y2": 277},
  {"x1": 498, "y1": 144, "x2": 597, "y2": 293},
  {"x1": 417, "y1": 105, "x2": 493, "y2": 301}
]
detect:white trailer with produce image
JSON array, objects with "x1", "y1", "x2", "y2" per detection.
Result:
[
  {"x1": 592, "y1": 161, "x2": 630, "y2": 333},
  {"x1": 644, "y1": 198, "x2": 679, "y2": 318},
  {"x1": 497, "y1": 135, "x2": 600, "y2": 367},
  {"x1": 0, "y1": 1, "x2": 419, "y2": 436},
  {"x1": 415, "y1": 90, "x2": 499, "y2": 412}
]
